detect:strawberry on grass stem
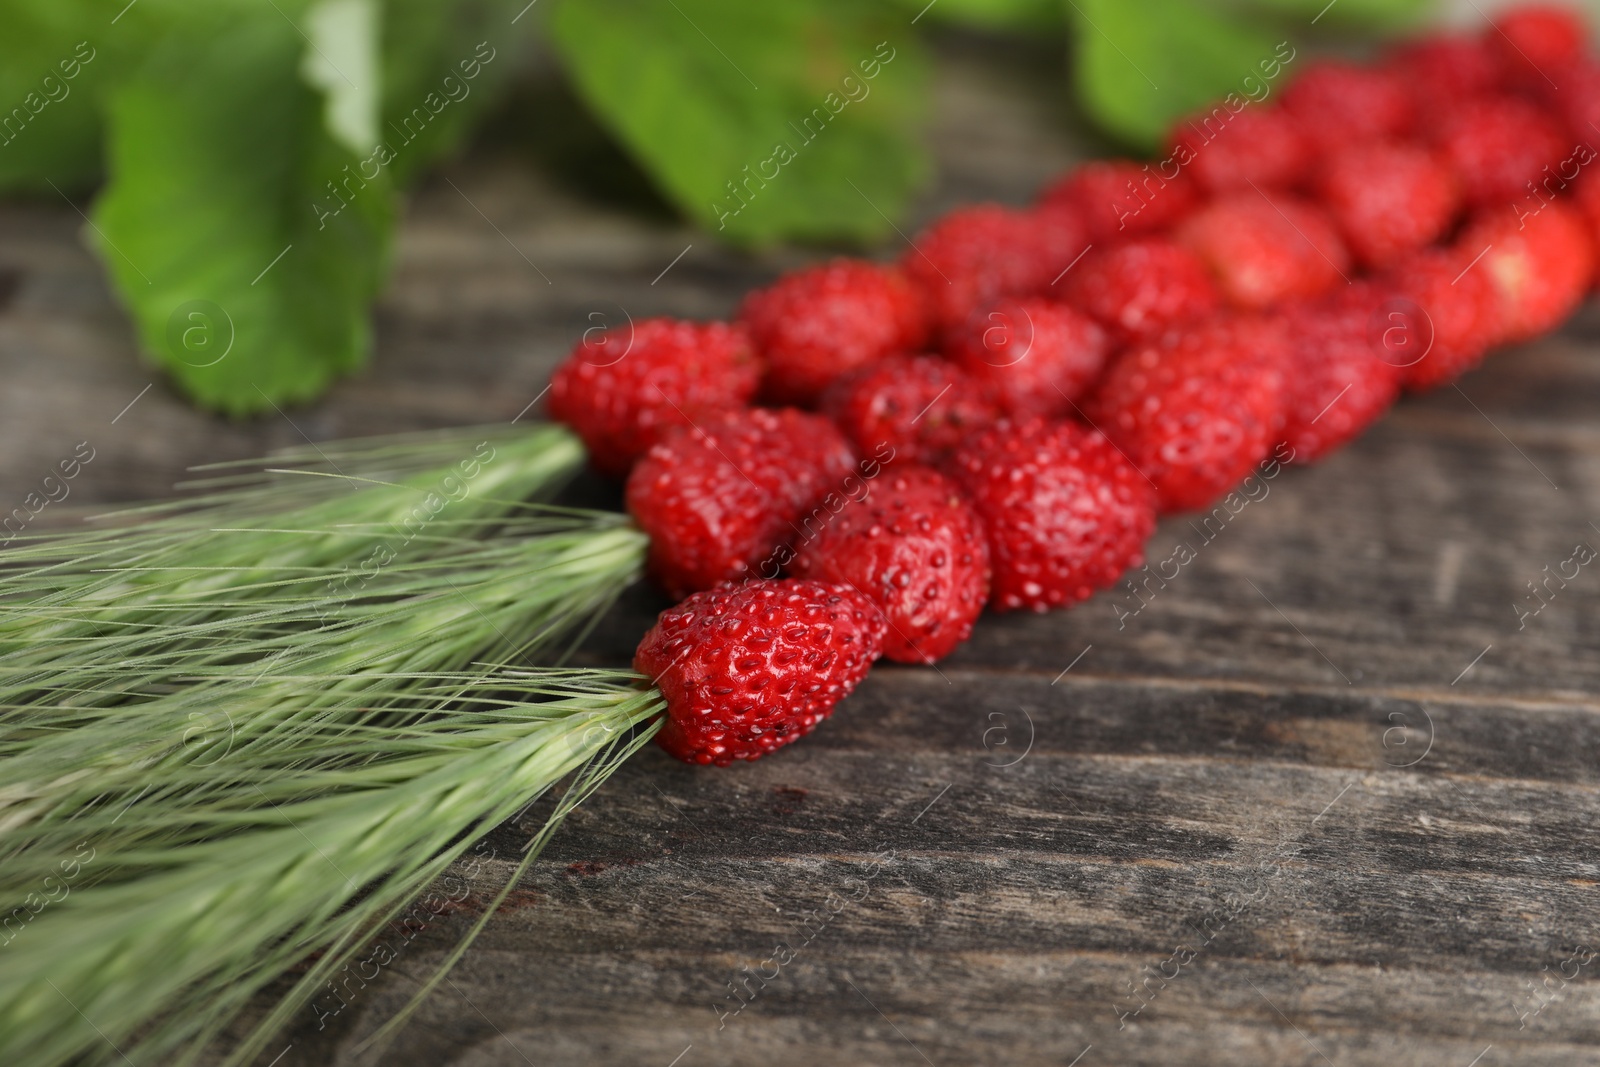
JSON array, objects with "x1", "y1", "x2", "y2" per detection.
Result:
[{"x1": 635, "y1": 579, "x2": 887, "y2": 765}]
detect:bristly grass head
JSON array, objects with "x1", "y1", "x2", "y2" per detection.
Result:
[
  {"x1": 0, "y1": 424, "x2": 662, "y2": 1065},
  {"x1": 0, "y1": 672, "x2": 664, "y2": 1067}
]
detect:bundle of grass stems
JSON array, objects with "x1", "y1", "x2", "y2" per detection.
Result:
[{"x1": 0, "y1": 424, "x2": 661, "y2": 1066}]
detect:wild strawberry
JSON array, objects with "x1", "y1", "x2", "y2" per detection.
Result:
[
  {"x1": 1037, "y1": 159, "x2": 1201, "y2": 242},
  {"x1": 1542, "y1": 59, "x2": 1600, "y2": 145},
  {"x1": 1490, "y1": 5, "x2": 1588, "y2": 90},
  {"x1": 788, "y1": 466, "x2": 989, "y2": 663},
  {"x1": 1060, "y1": 238, "x2": 1220, "y2": 346},
  {"x1": 1176, "y1": 193, "x2": 1351, "y2": 310},
  {"x1": 636, "y1": 579, "x2": 886, "y2": 765},
  {"x1": 945, "y1": 418, "x2": 1155, "y2": 612},
  {"x1": 1278, "y1": 285, "x2": 1404, "y2": 464},
  {"x1": 822, "y1": 354, "x2": 1000, "y2": 467},
  {"x1": 1281, "y1": 60, "x2": 1416, "y2": 156},
  {"x1": 1387, "y1": 247, "x2": 1506, "y2": 391},
  {"x1": 901, "y1": 203, "x2": 1088, "y2": 333},
  {"x1": 1430, "y1": 96, "x2": 1569, "y2": 208},
  {"x1": 547, "y1": 318, "x2": 759, "y2": 477},
  {"x1": 1457, "y1": 199, "x2": 1596, "y2": 343},
  {"x1": 1086, "y1": 316, "x2": 1289, "y2": 513},
  {"x1": 1573, "y1": 164, "x2": 1600, "y2": 251},
  {"x1": 1384, "y1": 34, "x2": 1505, "y2": 121},
  {"x1": 1167, "y1": 104, "x2": 1311, "y2": 194},
  {"x1": 625, "y1": 408, "x2": 856, "y2": 599},
  {"x1": 943, "y1": 297, "x2": 1109, "y2": 416},
  {"x1": 1314, "y1": 141, "x2": 1463, "y2": 269},
  {"x1": 738, "y1": 259, "x2": 927, "y2": 407}
]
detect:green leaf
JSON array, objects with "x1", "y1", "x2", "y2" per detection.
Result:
[
  {"x1": 550, "y1": 0, "x2": 930, "y2": 245},
  {"x1": 893, "y1": 0, "x2": 1064, "y2": 30},
  {"x1": 0, "y1": 2, "x2": 111, "y2": 193},
  {"x1": 379, "y1": 0, "x2": 529, "y2": 183},
  {"x1": 92, "y1": 4, "x2": 393, "y2": 416},
  {"x1": 1069, "y1": 0, "x2": 1284, "y2": 150},
  {"x1": 303, "y1": 0, "x2": 383, "y2": 154},
  {"x1": 1237, "y1": 0, "x2": 1431, "y2": 32},
  {"x1": 1069, "y1": 0, "x2": 1436, "y2": 151}
]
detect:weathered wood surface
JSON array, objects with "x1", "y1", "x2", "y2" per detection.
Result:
[{"x1": 4, "y1": 33, "x2": 1600, "y2": 1067}]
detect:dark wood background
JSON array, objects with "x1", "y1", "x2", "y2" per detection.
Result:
[{"x1": 4, "y1": 29, "x2": 1599, "y2": 1067}]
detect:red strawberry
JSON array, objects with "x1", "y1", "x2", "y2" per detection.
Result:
[
  {"x1": 1388, "y1": 247, "x2": 1506, "y2": 391},
  {"x1": 901, "y1": 203, "x2": 1087, "y2": 333},
  {"x1": 943, "y1": 297, "x2": 1110, "y2": 416},
  {"x1": 1167, "y1": 104, "x2": 1311, "y2": 194},
  {"x1": 1431, "y1": 96, "x2": 1568, "y2": 208},
  {"x1": 625, "y1": 408, "x2": 856, "y2": 599},
  {"x1": 636, "y1": 579, "x2": 886, "y2": 765},
  {"x1": 738, "y1": 258, "x2": 927, "y2": 407},
  {"x1": 1278, "y1": 285, "x2": 1404, "y2": 464},
  {"x1": 547, "y1": 318, "x2": 759, "y2": 477},
  {"x1": 1176, "y1": 193, "x2": 1351, "y2": 310},
  {"x1": 789, "y1": 466, "x2": 990, "y2": 663},
  {"x1": 1086, "y1": 316, "x2": 1289, "y2": 513},
  {"x1": 1037, "y1": 159, "x2": 1201, "y2": 242},
  {"x1": 1384, "y1": 34, "x2": 1505, "y2": 121},
  {"x1": 1490, "y1": 5, "x2": 1587, "y2": 90},
  {"x1": 1060, "y1": 238, "x2": 1220, "y2": 346},
  {"x1": 1541, "y1": 58, "x2": 1600, "y2": 146},
  {"x1": 822, "y1": 353, "x2": 1000, "y2": 467},
  {"x1": 1314, "y1": 141, "x2": 1463, "y2": 269},
  {"x1": 1281, "y1": 60, "x2": 1416, "y2": 156},
  {"x1": 945, "y1": 418, "x2": 1155, "y2": 613},
  {"x1": 1458, "y1": 199, "x2": 1596, "y2": 343},
  {"x1": 1572, "y1": 164, "x2": 1600, "y2": 252}
]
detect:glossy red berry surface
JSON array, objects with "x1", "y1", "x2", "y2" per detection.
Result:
[
  {"x1": 1087, "y1": 316, "x2": 1288, "y2": 513},
  {"x1": 1491, "y1": 5, "x2": 1588, "y2": 88},
  {"x1": 1177, "y1": 194, "x2": 1351, "y2": 310},
  {"x1": 625, "y1": 408, "x2": 857, "y2": 599},
  {"x1": 738, "y1": 258, "x2": 927, "y2": 407},
  {"x1": 1431, "y1": 96, "x2": 1568, "y2": 208},
  {"x1": 1061, "y1": 238, "x2": 1220, "y2": 346},
  {"x1": 1315, "y1": 141, "x2": 1463, "y2": 270},
  {"x1": 822, "y1": 354, "x2": 1000, "y2": 467},
  {"x1": 547, "y1": 318, "x2": 759, "y2": 477},
  {"x1": 1278, "y1": 286, "x2": 1404, "y2": 464},
  {"x1": 1459, "y1": 199, "x2": 1596, "y2": 344},
  {"x1": 636, "y1": 579, "x2": 887, "y2": 765},
  {"x1": 945, "y1": 418, "x2": 1155, "y2": 612},
  {"x1": 901, "y1": 203, "x2": 1086, "y2": 333},
  {"x1": 1384, "y1": 34, "x2": 1505, "y2": 121},
  {"x1": 1281, "y1": 60, "x2": 1416, "y2": 156},
  {"x1": 1037, "y1": 159, "x2": 1201, "y2": 242},
  {"x1": 789, "y1": 466, "x2": 990, "y2": 663},
  {"x1": 943, "y1": 297, "x2": 1110, "y2": 416},
  {"x1": 1167, "y1": 104, "x2": 1311, "y2": 194},
  {"x1": 1387, "y1": 247, "x2": 1506, "y2": 391}
]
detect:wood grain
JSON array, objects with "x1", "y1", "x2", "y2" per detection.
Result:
[{"x1": 1, "y1": 31, "x2": 1597, "y2": 1067}]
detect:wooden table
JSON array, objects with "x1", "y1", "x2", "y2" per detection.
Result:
[{"x1": 3, "y1": 34, "x2": 1597, "y2": 1067}]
